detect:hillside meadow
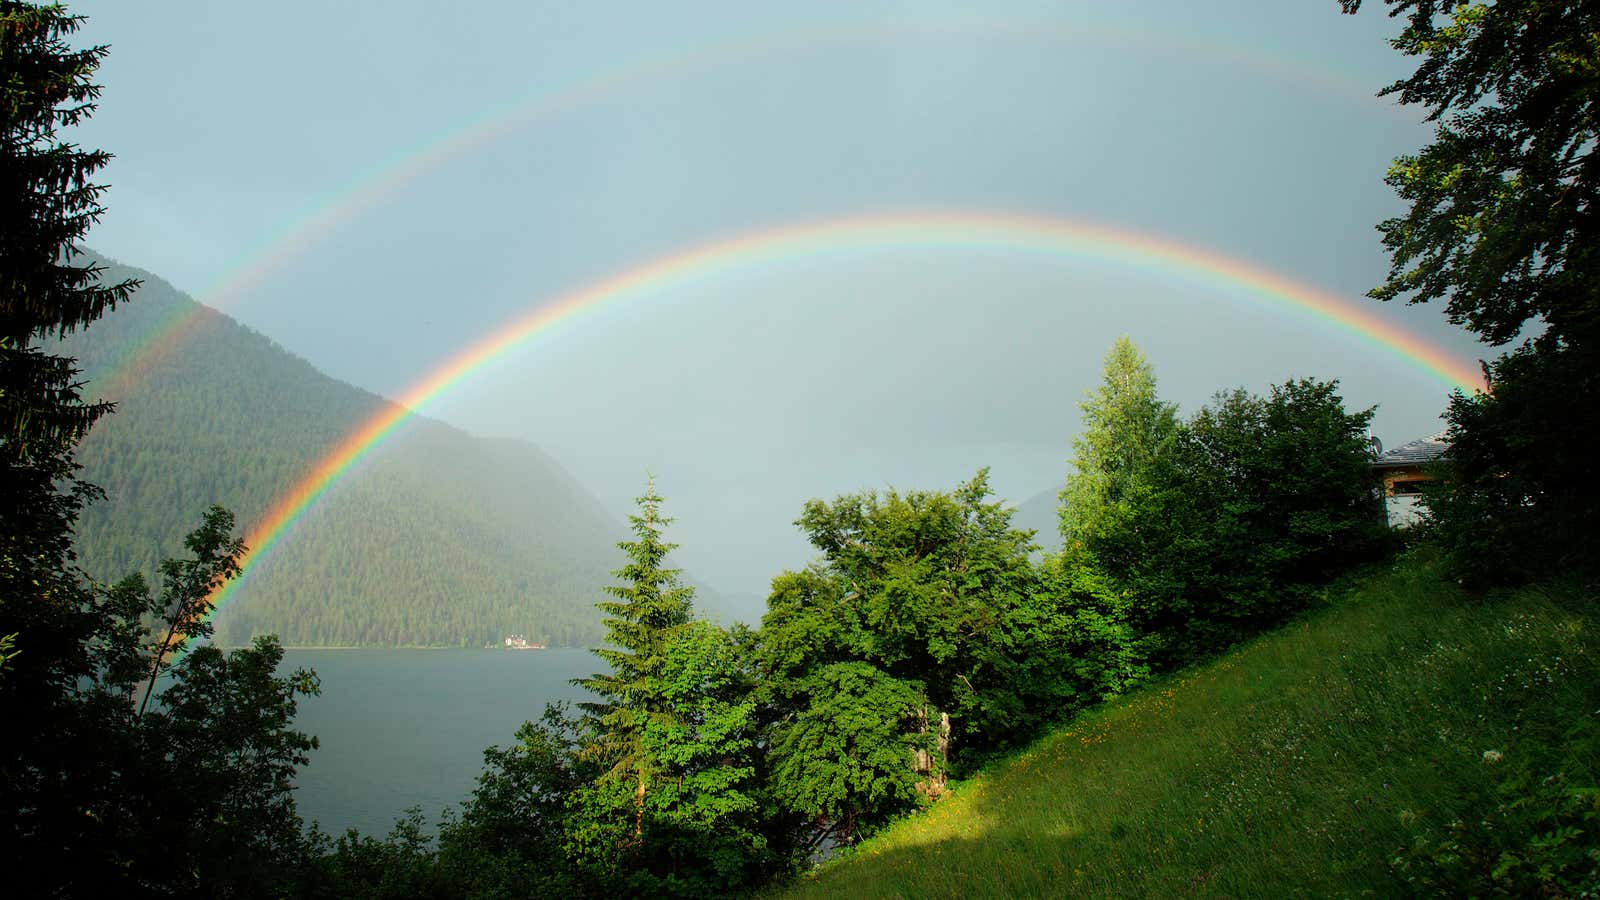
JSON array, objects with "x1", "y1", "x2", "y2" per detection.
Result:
[{"x1": 780, "y1": 553, "x2": 1600, "y2": 898}]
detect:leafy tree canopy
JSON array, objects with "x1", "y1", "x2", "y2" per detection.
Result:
[
  {"x1": 1058, "y1": 336, "x2": 1178, "y2": 561},
  {"x1": 1343, "y1": 0, "x2": 1600, "y2": 582},
  {"x1": 1342, "y1": 0, "x2": 1600, "y2": 351}
]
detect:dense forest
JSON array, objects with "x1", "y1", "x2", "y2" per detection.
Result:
[
  {"x1": 56, "y1": 262, "x2": 654, "y2": 647},
  {"x1": 4, "y1": 1, "x2": 1598, "y2": 898}
]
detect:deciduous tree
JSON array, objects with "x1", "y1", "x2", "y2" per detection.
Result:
[
  {"x1": 759, "y1": 471, "x2": 1041, "y2": 844},
  {"x1": 1342, "y1": 0, "x2": 1600, "y2": 582},
  {"x1": 1058, "y1": 336, "x2": 1179, "y2": 568}
]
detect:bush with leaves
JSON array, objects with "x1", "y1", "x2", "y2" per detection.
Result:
[
  {"x1": 766, "y1": 659, "x2": 930, "y2": 846},
  {"x1": 432, "y1": 705, "x2": 592, "y2": 896},
  {"x1": 310, "y1": 808, "x2": 453, "y2": 900},
  {"x1": 1396, "y1": 769, "x2": 1600, "y2": 896}
]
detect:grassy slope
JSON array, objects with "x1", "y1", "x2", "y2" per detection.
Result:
[{"x1": 781, "y1": 555, "x2": 1598, "y2": 898}]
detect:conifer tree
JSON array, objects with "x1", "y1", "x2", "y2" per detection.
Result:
[
  {"x1": 573, "y1": 476, "x2": 694, "y2": 839},
  {"x1": 1, "y1": 2, "x2": 138, "y2": 465},
  {"x1": 2, "y1": 10, "x2": 322, "y2": 892},
  {"x1": 1, "y1": 4, "x2": 139, "y2": 874}
]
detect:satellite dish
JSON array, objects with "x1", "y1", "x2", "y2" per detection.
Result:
[{"x1": 1367, "y1": 434, "x2": 1384, "y2": 457}]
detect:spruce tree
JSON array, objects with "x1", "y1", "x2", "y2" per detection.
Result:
[
  {"x1": 2, "y1": 10, "x2": 321, "y2": 892},
  {"x1": 1, "y1": 4, "x2": 139, "y2": 880},
  {"x1": 1, "y1": 2, "x2": 138, "y2": 462},
  {"x1": 573, "y1": 477, "x2": 694, "y2": 839},
  {"x1": 1, "y1": 0, "x2": 138, "y2": 726}
]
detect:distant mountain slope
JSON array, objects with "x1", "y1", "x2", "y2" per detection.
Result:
[
  {"x1": 55, "y1": 256, "x2": 646, "y2": 647},
  {"x1": 1011, "y1": 487, "x2": 1062, "y2": 554}
]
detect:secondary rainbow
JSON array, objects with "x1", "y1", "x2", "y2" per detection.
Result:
[
  {"x1": 197, "y1": 210, "x2": 1483, "y2": 627},
  {"x1": 97, "y1": 13, "x2": 1401, "y2": 399}
]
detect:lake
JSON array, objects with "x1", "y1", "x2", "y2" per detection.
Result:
[{"x1": 283, "y1": 648, "x2": 594, "y2": 837}]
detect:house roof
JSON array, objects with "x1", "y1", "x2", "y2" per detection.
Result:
[{"x1": 1372, "y1": 433, "x2": 1450, "y2": 469}]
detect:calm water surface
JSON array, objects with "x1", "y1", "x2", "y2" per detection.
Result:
[{"x1": 284, "y1": 648, "x2": 593, "y2": 836}]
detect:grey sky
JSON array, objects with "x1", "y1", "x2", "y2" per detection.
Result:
[{"x1": 71, "y1": 1, "x2": 1485, "y2": 609}]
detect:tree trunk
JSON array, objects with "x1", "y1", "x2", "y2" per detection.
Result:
[
  {"x1": 914, "y1": 706, "x2": 952, "y2": 799},
  {"x1": 935, "y1": 711, "x2": 951, "y2": 793},
  {"x1": 634, "y1": 772, "x2": 647, "y2": 839}
]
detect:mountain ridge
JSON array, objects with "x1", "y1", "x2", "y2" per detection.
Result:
[{"x1": 57, "y1": 253, "x2": 720, "y2": 647}]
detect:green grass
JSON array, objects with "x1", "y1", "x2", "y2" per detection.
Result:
[{"x1": 778, "y1": 553, "x2": 1599, "y2": 898}]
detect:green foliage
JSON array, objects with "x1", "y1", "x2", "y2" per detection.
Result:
[
  {"x1": 1009, "y1": 560, "x2": 1149, "y2": 710},
  {"x1": 0, "y1": 1, "x2": 138, "y2": 459},
  {"x1": 135, "y1": 504, "x2": 245, "y2": 713},
  {"x1": 573, "y1": 478, "x2": 694, "y2": 825},
  {"x1": 766, "y1": 659, "x2": 928, "y2": 838},
  {"x1": 1345, "y1": 0, "x2": 1600, "y2": 584},
  {"x1": 436, "y1": 706, "x2": 593, "y2": 896},
  {"x1": 1052, "y1": 338, "x2": 1186, "y2": 669},
  {"x1": 4, "y1": 503, "x2": 321, "y2": 897},
  {"x1": 565, "y1": 483, "x2": 778, "y2": 894},
  {"x1": 1425, "y1": 344, "x2": 1598, "y2": 585},
  {"x1": 565, "y1": 625, "x2": 774, "y2": 895},
  {"x1": 1344, "y1": 0, "x2": 1599, "y2": 348},
  {"x1": 1057, "y1": 336, "x2": 1178, "y2": 560},
  {"x1": 311, "y1": 808, "x2": 455, "y2": 900},
  {"x1": 1175, "y1": 380, "x2": 1386, "y2": 621},
  {"x1": 1062, "y1": 349, "x2": 1387, "y2": 666},
  {"x1": 1397, "y1": 769, "x2": 1600, "y2": 896},
  {"x1": 759, "y1": 470, "x2": 1058, "y2": 844},
  {"x1": 138, "y1": 634, "x2": 322, "y2": 895},
  {"x1": 638, "y1": 621, "x2": 768, "y2": 887}
]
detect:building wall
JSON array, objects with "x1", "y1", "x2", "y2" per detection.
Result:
[{"x1": 1381, "y1": 465, "x2": 1432, "y2": 527}]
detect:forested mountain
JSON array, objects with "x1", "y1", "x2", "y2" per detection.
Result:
[{"x1": 56, "y1": 256, "x2": 659, "y2": 647}]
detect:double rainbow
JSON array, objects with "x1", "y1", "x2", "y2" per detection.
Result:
[
  {"x1": 98, "y1": 11, "x2": 1405, "y2": 399},
  {"x1": 199, "y1": 210, "x2": 1483, "y2": 625}
]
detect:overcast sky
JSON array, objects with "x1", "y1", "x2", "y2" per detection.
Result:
[{"x1": 70, "y1": 1, "x2": 1487, "y2": 608}]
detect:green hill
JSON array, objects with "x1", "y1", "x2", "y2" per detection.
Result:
[
  {"x1": 780, "y1": 555, "x2": 1600, "y2": 897},
  {"x1": 56, "y1": 256, "x2": 670, "y2": 648}
]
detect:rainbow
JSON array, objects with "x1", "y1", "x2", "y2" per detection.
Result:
[
  {"x1": 97, "y1": 13, "x2": 1404, "y2": 398},
  {"x1": 198, "y1": 210, "x2": 1484, "y2": 631}
]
